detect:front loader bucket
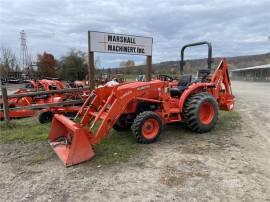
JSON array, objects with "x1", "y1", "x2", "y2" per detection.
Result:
[{"x1": 48, "y1": 114, "x2": 95, "y2": 166}]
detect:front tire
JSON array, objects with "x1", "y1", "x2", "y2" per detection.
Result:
[
  {"x1": 131, "y1": 111, "x2": 162, "y2": 144},
  {"x1": 37, "y1": 111, "x2": 53, "y2": 124},
  {"x1": 183, "y1": 92, "x2": 218, "y2": 133}
]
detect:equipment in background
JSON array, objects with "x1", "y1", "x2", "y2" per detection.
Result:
[{"x1": 0, "y1": 79, "x2": 89, "y2": 121}]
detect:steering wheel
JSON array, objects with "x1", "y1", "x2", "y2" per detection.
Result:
[{"x1": 157, "y1": 75, "x2": 174, "y2": 82}]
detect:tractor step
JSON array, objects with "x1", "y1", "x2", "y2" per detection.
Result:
[{"x1": 48, "y1": 114, "x2": 95, "y2": 166}]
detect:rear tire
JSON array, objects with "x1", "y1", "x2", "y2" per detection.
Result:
[
  {"x1": 183, "y1": 92, "x2": 218, "y2": 133},
  {"x1": 38, "y1": 111, "x2": 53, "y2": 124},
  {"x1": 132, "y1": 111, "x2": 162, "y2": 144}
]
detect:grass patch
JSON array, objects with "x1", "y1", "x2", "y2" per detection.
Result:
[
  {"x1": 0, "y1": 110, "x2": 240, "y2": 165},
  {"x1": 91, "y1": 130, "x2": 141, "y2": 165},
  {"x1": 215, "y1": 110, "x2": 241, "y2": 131},
  {"x1": 0, "y1": 118, "x2": 50, "y2": 143},
  {"x1": 0, "y1": 117, "x2": 141, "y2": 165}
]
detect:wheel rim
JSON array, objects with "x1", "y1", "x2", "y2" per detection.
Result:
[
  {"x1": 142, "y1": 118, "x2": 159, "y2": 139},
  {"x1": 199, "y1": 102, "x2": 215, "y2": 125}
]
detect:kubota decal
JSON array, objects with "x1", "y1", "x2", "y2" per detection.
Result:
[{"x1": 137, "y1": 85, "x2": 150, "y2": 91}]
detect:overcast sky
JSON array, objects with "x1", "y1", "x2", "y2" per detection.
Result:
[{"x1": 0, "y1": 0, "x2": 269, "y2": 67}]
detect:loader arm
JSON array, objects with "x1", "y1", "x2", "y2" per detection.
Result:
[{"x1": 81, "y1": 80, "x2": 168, "y2": 144}]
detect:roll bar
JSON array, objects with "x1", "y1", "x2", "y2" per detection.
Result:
[{"x1": 180, "y1": 41, "x2": 212, "y2": 75}]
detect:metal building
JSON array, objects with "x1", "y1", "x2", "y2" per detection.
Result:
[{"x1": 231, "y1": 64, "x2": 270, "y2": 82}]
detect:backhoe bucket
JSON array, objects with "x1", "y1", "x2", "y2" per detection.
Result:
[{"x1": 48, "y1": 114, "x2": 95, "y2": 166}]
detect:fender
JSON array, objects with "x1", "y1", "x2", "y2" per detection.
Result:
[{"x1": 178, "y1": 82, "x2": 215, "y2": 112}]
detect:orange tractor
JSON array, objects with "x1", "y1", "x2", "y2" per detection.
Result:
[{"x1": 48, "y1": 42, "x2": 235, "y2": 166}]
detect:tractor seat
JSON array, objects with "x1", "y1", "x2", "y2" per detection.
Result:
[
  {"x1": 197, "y1": 69, "x2": 211, "y2": 82},
  {"x1": 170, "y1": 74, "x2": 192, "y2": 97}
]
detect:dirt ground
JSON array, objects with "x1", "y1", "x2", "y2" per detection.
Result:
[{"x1": 0, "y1": 81, "x2": 270, "y2": 202}]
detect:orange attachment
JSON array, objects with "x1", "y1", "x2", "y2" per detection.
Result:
[
  {"x1": 219, "y1": 94, "x2": 235, "y2": 111},
  {"x1": 48, "y1": 114, "x2": 95, "y2": 166}
]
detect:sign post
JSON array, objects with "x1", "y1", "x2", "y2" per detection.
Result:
[
  {"x1": 88, "y1": 31, "x2": 153, "y2": 85},
  {"x1": 88, "y1": 31, "x2": 95, "y2": 90},
  {"x1": 1, "y1": 86, "x2": 10, "y2": 124},
  {"x1": 146, "y1": 56, "x2": 152, "y2": 81}
]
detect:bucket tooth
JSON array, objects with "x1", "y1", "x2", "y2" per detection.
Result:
[{"x1": 48, "y1": 114, "x2": 95, "y2": 166}]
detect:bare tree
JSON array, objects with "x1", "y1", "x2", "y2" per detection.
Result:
[
  {"x1": 120, "y1": 60, "x2": 135, "y2": 68},
  {"x1": 0, "y1": 46, "x2": 17, "y2": 78},
  {"x1": 119, "y1": 60, "x2": 135, "y2": 74}
]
